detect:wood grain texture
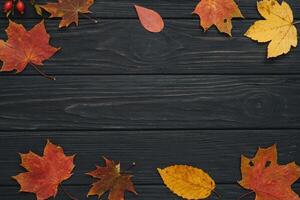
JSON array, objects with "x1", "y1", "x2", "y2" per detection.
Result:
[
  {"x1": 0, "y1": 131, "x2": 298, "y2": 185},
  {"x1": 2, "y1": 0, "x2": 300, "y2": 19},
  {"x1": 0, "y1": 19, "x2": 300, "y2": 75},
  {"x1": 3, "y1": 184, "x2": 299, "y2": 200},
  {"x1": 0, "y1": 0, "x2": 299, "y2": 199},
  {"x1": 0, "y1": 184, "x2": 300, "y2": 200},
  {"x1": 0, "y1": 76, "x2": 300, "y2": 130}
]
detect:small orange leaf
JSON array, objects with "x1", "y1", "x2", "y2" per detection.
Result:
[
  {"x1": 193, "y1": 0, "x2": 243, "y2": 36},
  {"x1": 12, "y1": 140, "x2": 75, "y2": 200},
  {"x1": 41, "y1": 0, "x2": 94, "y2": 28},
  {"x1": 87, "y1": 157, "x2": 137, "y2": 200},
  {"x1": 135, "y1": 5, "x2": 164, "y2": 33}
]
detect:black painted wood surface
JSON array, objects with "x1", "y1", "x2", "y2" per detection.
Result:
[
  {"x1": 1, "y1": 0, "x2": 300, "y2": 19},
  {"x1": 0, "y1": 0, "x2": 299, "y2": 200},
  {"x1": 0, "y1": 130, "x2": 299, "y2": 185},
  {"x1": 1, "y1": 19, "x2": 300, "y2": 75},
  {"x1": 1, "y1": 76, "x2": 300, "y2": 130}
]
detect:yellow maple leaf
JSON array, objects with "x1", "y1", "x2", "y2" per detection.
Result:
[
  {"x1": 157, "y1": 165, "x2": 216, "y2": 200},
  {"x1": 245, "y1": 0, "x2": 298, "y2": 58}
]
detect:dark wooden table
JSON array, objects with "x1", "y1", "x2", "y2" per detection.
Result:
[{"x1": 0, "y1": 0, "x2": 299, "y2": 199}]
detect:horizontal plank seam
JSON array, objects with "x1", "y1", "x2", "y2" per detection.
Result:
[
  {"x1": 1, "y1": 182, "x2": 299, "y2": 187},
  {"x1": 1, "y1": 127, "x2": 300, "y2": 132},
  {"x1": 3, "y1": 73, "x2": 300, "y2": 77},
  {"x1": 0, "y1": 17, "x2": 300, "y2": 20}
]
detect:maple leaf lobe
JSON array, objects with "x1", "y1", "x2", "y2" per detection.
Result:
[
  {"x1": 87, "y1": 157, "x2": 137, "y2": 200},
  {"x1": 193, "y1": 0, "x2": 243, "y2": 35},
  {"x1": 13, "y1": 140, "x2": 75, "y2": 200},
  {"x1": 41, "y1": 0, "x2": 94, "y2": 28},
  {"x1": 0, "y1": 20, "x2": 59, "y2": 73},
  {"x1": 239, "y1": 144, "x2": 300, "y2": 200}
]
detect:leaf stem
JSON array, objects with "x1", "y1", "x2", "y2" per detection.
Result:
[
  {"x1": 80, "y1": 13, "x2": 99, "y2": 24},
  {"x1": 126, "y1": 162, "x2": 136, "y2": 171},
  {"x1": 238, "y1": 191, "x2": 255, "y2": 200},
  {"x1": 212, "y1": 189, "x2": 221, "y2": 199},
  {"x1": 61, "y1": 186, "x2": 79, "y2": 200},
  {"x1": 30, "y1": 63, "x2": 56, "y2": 80},
  {"x1": 294, "y1": 21, "x2": 300, "y2": 25},
  {"x1": 120, "y1": 162, "x2": 136, "y2": 175}
]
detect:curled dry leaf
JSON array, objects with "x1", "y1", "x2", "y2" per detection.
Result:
[
  {"x1": 193, "y1": 0, "x2": 243, "y2": 36},
  {"x1": 34, "y1": 4, "x2": 43, "y2": 16},
  {"x1": 0, "y1": 20, "x2": 59, "y2": 76},
  {"x1": 135, "y1": 5, "x2": 164, "y2": 33},
  {"x1": 41, "y1": 0, "x2": 94, "y2": 28},
  {"x1": 158, "y1": 165, "x2": 216, "y2": 200},
  {"x1": 239, "y1": 144, "x2": 300, "y2": 200},
  {"x1": 87, "y1": 157, "x2": 137, "y2": 200},
  {"x1": 245, "y1": 0, "x2": 298, "y2": 58},
  {"x1": 12, "y1": 140, "x2": 75, "y2": 200}
]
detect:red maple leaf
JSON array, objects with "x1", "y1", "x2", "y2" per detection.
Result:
[
  {"x1": 13, "y1": 140, "x2": 75, "y2": 200},
  {"x1": 0, "y1": 20, "x2": 59, "y2": 79},
  {"x1": 239, "y1": 144, "x2": 300, "y2": 200}
]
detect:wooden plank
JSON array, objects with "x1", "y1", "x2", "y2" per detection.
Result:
[
  {"x1": 0, "y1": 184, "x2": 287, "y2": 200},
  {"x1": 0, "y1": 130, "x2": 298, "y2": 185},
  {"x1": 1, "y1": 75, "x2": 300, "y2": 130},
  {"x1": 2, "y1": 0, "x2": 300, "y2": 19},
  {"x1": 1, "y1": 184, "x2": 299, "y2": 200},
  {"x1": 89, "y1": 0, "x2": 300, "y2": 19},
  {"x1": 1, "y1": 19, "x2": 299, "y2": 76}
]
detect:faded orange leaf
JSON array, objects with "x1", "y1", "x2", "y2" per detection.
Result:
[{"x1": 193, "y1": 0, "x2": 243, "y2": 35}]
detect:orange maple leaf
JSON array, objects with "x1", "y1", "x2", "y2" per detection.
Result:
[
  {"x1": 13, "y1": 140, "x2": 75, "y2": 200},
  {"x1": 193, "y1": 0, "x2": 243, "y2": 35},
  {"x1": 87, "y1": 157, "x2": 137, "y2": 200},
  {"x1": 41, "y1": 0, "x2": 94, "y2": 28},
  {"x1": 239, "y1": 144, "x2": 300, "y2": 200},
  {"x1": 0, "y1": 21, "x2": 59, "y2": 75}
]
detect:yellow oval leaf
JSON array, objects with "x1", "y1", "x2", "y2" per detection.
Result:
[{"x1": 157, "y1": 165, "x2": 215, "y2": 200}]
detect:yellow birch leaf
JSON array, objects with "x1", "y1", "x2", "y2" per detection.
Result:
[
  {"x1": 157, "y1": 165, "x2": 215, "y2": 200},
  {"x1": 245, "y1": 0, "x2": 298, "y2": 58}
]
